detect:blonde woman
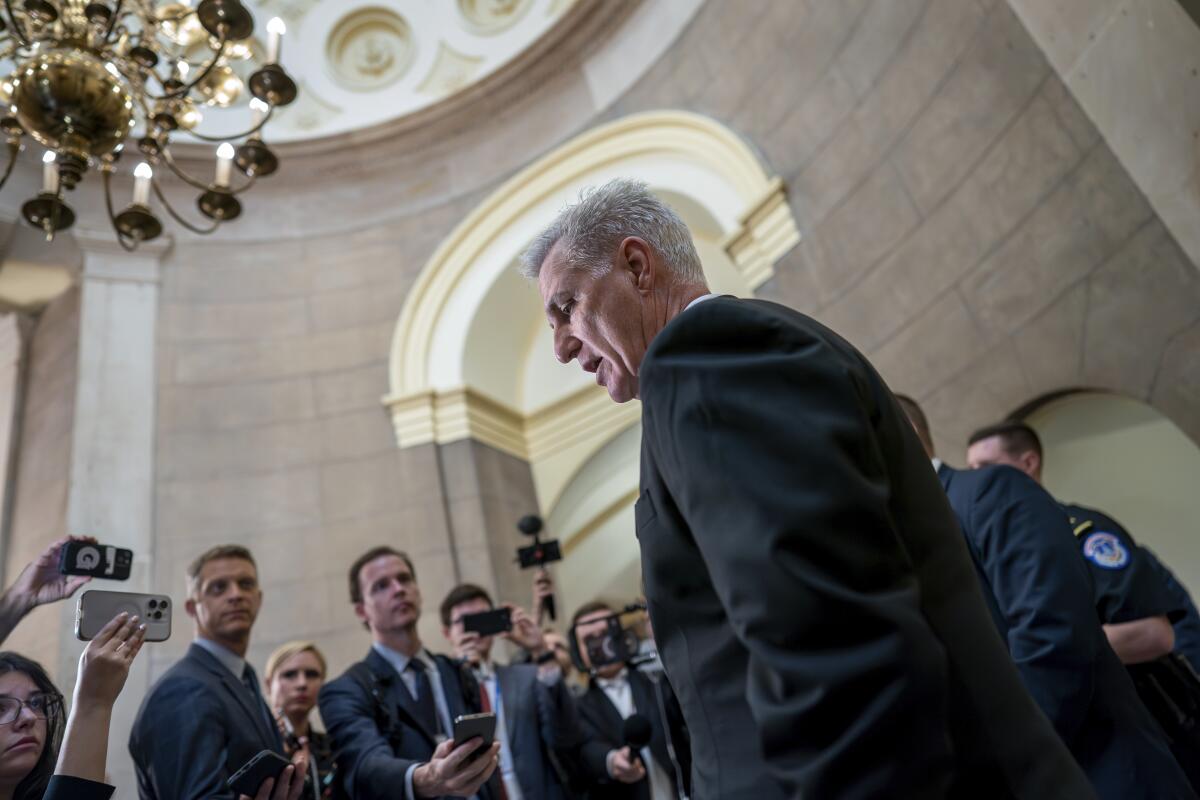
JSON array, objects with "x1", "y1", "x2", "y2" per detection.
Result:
[{"x1": 264, "y1": 643, "x2": 343, "y2": 800}]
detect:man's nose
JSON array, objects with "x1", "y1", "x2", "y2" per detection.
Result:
[{"x1": 553, "y1": 327, "x2": 579, "y2": 364}]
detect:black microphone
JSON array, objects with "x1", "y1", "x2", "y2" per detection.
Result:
[
  {"x1": 517, "y1": 515, "x2": 543, "y2": 535},
  {"x1": 622, "y1": 713, "x2": 653, "y2": 766}
]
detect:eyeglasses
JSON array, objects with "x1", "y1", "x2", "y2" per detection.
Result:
[{"x1": 0, "y1": 693, "x2": 62, "y2": 725}]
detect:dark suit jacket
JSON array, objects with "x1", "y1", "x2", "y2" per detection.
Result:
[
  {"x1": 575, "y1": 669, "x2": 690, "y2": 800},
  {"x1": 129, "y1": 642, "x2": 285, "y2": 800},
  {"x1": 44, "y1": 776, "x2": 114, "y2": 800},
  {"x1": 940, "y1": 463, "x2": 1196, "y2": 800},
  {"x1": 635, "y1": 297, "x2": 1091, "y2": 799},
  {"x1": 491, "y1": 663, "x2": 582, "y2": 800},
  {"x1": 318, "y1": 648, "x2": 499, "y2": 800}
]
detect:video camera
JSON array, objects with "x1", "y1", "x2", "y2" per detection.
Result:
[{"x1": 568, "y1": 602, "x2": 656, "y2": 674}]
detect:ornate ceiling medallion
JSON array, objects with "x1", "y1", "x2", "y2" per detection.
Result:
[
  {"x1": 326, "y1": 7, "x2": 414, "y2": 92},
  {"x1": 457, "y1": 0, "x2": 533, "y2": 36}
]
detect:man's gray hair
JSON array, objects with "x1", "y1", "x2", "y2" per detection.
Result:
[{"x1": 520, "y1": 179, "x2": 705, "y2": 284}]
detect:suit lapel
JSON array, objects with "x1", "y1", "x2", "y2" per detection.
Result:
[
  {"x1": 495, "y1": 665, "x2": 521, "y2": 742},
  {"x1": 188, "y1": 644, "x2": 280, "y2": 751},
  {"x1": 584, "y1": 682, "x2": 626, "y2": 743},
  {"x1": 366, "y1": 648, "x2": 438, "y2": 747}
]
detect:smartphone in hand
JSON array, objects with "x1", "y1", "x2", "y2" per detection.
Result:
[
  {"x1": 59, "y1": 541, "x2": 133, "y2": 581},
  {"x1": 76, "y1": 591, "x2": 171, "y2": 642},
  {"x1": 453, "y1": 712, "x2": 497, "y2": 760},
  {"x1": 227, "y1": 750, "x2": 293, "y2": 796}
]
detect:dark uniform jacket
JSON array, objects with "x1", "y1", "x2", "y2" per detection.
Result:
[
  {"x1": 575, "y1": 669, "x2": 690, "y2": 800},
  {"x1": 1143, "y1": 546, "x2": 1200, "y2": 672},
  {"x1": 939, "y1": 464, "x2": 1195, "y2": 800},
  {"x1": 129, "y1": 643, "x2": 286, "y2": 800},
  {"x1": 635, "y1": 297, "x2": 1090, "y2": 799}
]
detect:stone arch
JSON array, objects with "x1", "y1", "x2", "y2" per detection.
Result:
[{"x1": 384, "y1": 110, "x2": 800, "y2": 512}]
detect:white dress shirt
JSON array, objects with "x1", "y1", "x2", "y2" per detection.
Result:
[
  {"x1": 684, "y1": 293, "x2": 717, "y2": 312},
  {"x1": 596, "y1": 669, "x2": 676, "y2": 800}
]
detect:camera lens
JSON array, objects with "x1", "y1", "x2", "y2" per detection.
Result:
[
  {"x1": 158, "y1": 599, "x2": 168, "y2": 608},
  {"x1": 153, "y1": 611, "x2": 162, "y2": 620},
  {"x1": 147, "y1": 599, "x2": 158, "y2": 609}
]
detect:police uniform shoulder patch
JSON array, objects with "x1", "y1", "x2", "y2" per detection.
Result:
[{"x1": 1082, "y1": 531, "x2": 1130, "y2": 570}]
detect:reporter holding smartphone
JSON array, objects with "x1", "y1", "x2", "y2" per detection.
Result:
[
  {"x1": 0, "y1": 537, "x2": 100, "y2": 647},
  {"x1": 0, "y1": 612, "x2": 142, "y2": 800},
  {"x1": 441, "y1": 585, "x2": 585, "y2": 800},
  {"x1": 265, "y1": 642, "x2": 345, "y2": 800},
  {"x1": 318, "y1": 547, "x2": 500, "y2": 800}
]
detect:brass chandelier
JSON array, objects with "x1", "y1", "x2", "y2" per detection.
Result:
[{"x1": 0, "y1": 0, "x2": 297, "y2": 250}]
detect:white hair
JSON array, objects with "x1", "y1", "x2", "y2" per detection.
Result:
[{"x1": 519, "y1": 179, "x2": 705, "y2": 284}]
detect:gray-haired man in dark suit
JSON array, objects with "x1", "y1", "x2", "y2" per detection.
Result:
[{"x1": 521, "y1": 178, "x2": 1093, "y2": 800}]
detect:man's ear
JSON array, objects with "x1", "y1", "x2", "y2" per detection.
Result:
[
  {"x1": 620, "y1": 237, "x2": 655, "y2": 291},
  {"x1": 185, "y1": 597, "x2": 198, "y2": 620},
  {"x1": 354, "y1": 601, "x2": 368, "y2": 625},
  {"x1": 1026, "y1": 451, "x2": 1043, "y2": 480}
]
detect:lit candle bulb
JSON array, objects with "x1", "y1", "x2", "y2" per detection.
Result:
[
  {"x1": 42, "y1": 151, "x2": 58, "y2": 194},
  {"x1": 214, "y1": 142, "x2": 235, "y2": 187},
  {"x1": 176, "y1": 60, "x2": 190, "y2": 80},
  {"x1": 266, "y1": 17, "x2": 286, "y2": 64},
  {"x1": 133, "y1": 162, "x2": 152, "y2": 206},
  {"x1": 249, "y1": 97, "x2": 269, "y2": 128}
]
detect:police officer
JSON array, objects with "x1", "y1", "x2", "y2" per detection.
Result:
[
  {"x1": 895, "y1": 396, "x2": 1195, "y2": 800},
  {"x1": 966, "y1": 420, "x2": 1200, "y2": 789}
]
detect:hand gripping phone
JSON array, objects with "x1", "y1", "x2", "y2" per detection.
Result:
[
  {"x1": 453, "y1": 712, "x2": 497, "y2": 760},
  {"x1": 227, "y1": 750, "x2": 293, "y2": 796},
  {"x1": 59, "y1": 541, "x2": 133, "y2": 581},
  {"x1": 75, "y1": 590, "x2": 172, "y2": 642}
]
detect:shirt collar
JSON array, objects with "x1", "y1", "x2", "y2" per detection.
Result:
[
  {"x1": 595, "y1": 667, "x2": 630, "y2": 690},
  {"x1": 931, "y1": 457, "x2": 943, "y2": 471},
  {"x1": 684, "y1": 293, "x2": 717, "y2": 312},
  {"x1": 372, "y1": 641, "x2": 435, "y2": 676},
  {"x1": 195, "y1": 637, "x2": 246, "y2": 679}
]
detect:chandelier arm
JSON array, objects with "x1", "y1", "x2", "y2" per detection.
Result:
[
  {"x1": 145, "y1": 34, "x2": 229, "y2": 102},
  {"x1": 101, "y1": 170, "x2": 143, "y2": 252},
  {"x1": 103, "y1": 0, "x2": 126, "y2": 43},
  {"x1": 228, "y1": 170, "x2": 256, "y2": 196},
  {"x1": 184, "y1": 104, "x2": 275, "y2": 142},
  {"x1": 3, "y1": 0, "x2": 30, "y2": 47},
  {"x1": 158, "y1": 146, "x2": 221, "y2": 193},
  {"x1": 150, "y1": 176, "x2": 220, "y2": 235},
  {"x1": 0, "y1": 140, "x2": 19, "y2": 194}
]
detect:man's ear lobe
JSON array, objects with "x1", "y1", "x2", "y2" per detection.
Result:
[{"x1": 621, "y1": 237, "x2": 654, "y2": 290}]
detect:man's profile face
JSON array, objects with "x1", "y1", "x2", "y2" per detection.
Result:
[
  {"x1": 966, "y1": 435, "x2": 1037, "y2": 480},
  {"x1": 355, "y1": 554, "x2": 422, "y2": 634},
  {"x1": 186, "y1": 557, "x2": 262, "y2": 644},
  {"x1": 538, "y1": 239, "x2": 653, "y2": 404}
]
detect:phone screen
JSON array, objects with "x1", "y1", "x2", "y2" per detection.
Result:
[{"x1": 461, "y1": 608, "x2": 512, "y2": 636}]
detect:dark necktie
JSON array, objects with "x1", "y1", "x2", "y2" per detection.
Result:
[
  {"x1": 407, "y1": 657, "x2": 442, "y2": 738},
  {"x1": 241, "y1": 663, "x2": 279, "y2": 744}
]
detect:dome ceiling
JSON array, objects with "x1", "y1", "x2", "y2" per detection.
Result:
[{"x1": 173, "y1": 0, "x2": 577, "y2": 144}]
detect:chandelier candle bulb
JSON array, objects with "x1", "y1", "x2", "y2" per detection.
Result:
[
  {"x1": 214, "y1": 142, "x2": 234, "y2": 186},
  {"x1": 266, "y1": 17, "x2": 285, "y2": 64},
  {"x1": 41, "y1": 151, "x2": 57, "y2": 194},
  {"x1": 250, "y1": 97, "x2": 268, "y2": 127},
  {"x1": 133, "y1": 162, "x2": 152, "y2": 206}
]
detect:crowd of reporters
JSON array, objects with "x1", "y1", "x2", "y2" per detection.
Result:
[{"x1": 0, "y1": 408, "x2": 1198, "y2": 799}]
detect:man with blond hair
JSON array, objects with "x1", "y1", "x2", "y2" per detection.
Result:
[
  {"x1": 521, "y1": 179, "x2": 1092, "y2": 799},
  {"x1": 130, "y1": 545, "x2": 303, "y2": 800}
]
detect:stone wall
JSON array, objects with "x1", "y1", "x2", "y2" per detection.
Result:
[{"x1": 149, "y1": 0, "x2": 1200, "y2": 683}]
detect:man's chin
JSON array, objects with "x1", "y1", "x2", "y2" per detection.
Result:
[{"x1": 606, "y1": 379, "x2": 638, "y2": 404}]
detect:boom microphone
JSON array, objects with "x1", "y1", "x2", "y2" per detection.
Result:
[{"x1": 622, "y1": 713, "x2": 653, "y2": 765}]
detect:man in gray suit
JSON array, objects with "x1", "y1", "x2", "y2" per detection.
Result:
[
  {"x1": 521, "y1": 179, "x2": 1094, "y2": 799},
  {"x1": 440, "y1": 584, "x2": 584, "y2": 800}
]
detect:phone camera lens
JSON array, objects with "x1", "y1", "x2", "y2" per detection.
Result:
[
  {"x1": 158, "y1": 599, "x2": 168, "y2": 608},
  {"x1": 147, "y1": 599, "x2": 158, "y2": 609},
  {"x1": 153, "y1": 611, "x2": 163, "y2": 620}
]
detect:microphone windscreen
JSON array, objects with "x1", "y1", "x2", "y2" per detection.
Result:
[
  {"x1": 622, "y1": 713, "x2": 653, "y2": 750},
  {"x1": 517, "y1": 515, "x2": 544, "y2": 535}
]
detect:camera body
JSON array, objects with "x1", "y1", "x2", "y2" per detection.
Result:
[
  {"x1": 59, "y1": 541, "x2": 133, "y2": 581},
  {"x1": 569, "y1": 604, "x2": 649, "y2": 673}
]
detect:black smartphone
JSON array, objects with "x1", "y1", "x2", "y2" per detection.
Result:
[
  {"x1": 227, "y1": 750, "x2": 293, "y2": 796},
  {"x1": 59, "y1": 541, "x2": 133, "y2": 581},
  {"x1": 461, "y1": 607, "x2": 512, "y2": 636},
  {"x1": 452, "y1": 712, "x2": 497, "y2": 759}
]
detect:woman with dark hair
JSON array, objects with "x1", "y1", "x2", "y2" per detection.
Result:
[{"x1": 0, "y1": 612, "x2": 146, "y2": 800}]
